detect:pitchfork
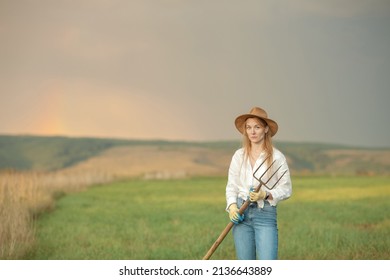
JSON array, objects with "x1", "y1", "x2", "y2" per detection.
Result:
[{"x1": 202, "y1": 156, "x2": 287, "y2": 260}]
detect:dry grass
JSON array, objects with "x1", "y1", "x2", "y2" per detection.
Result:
[
  {"x1": 0, "y1": 172, "x2": 36, "y2": 259},
  {"x1": 0, "y1": 170, "x2": 114, "y2": 259},
  {"x1": 63, "y1": 145, "x2": 232, "y2": 179}
]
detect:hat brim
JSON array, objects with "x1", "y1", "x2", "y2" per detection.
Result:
[{"x1": 235, "y1": 114, "x2": 278, "y2": 137}]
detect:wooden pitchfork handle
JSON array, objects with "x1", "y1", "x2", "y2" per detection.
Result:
[{"x1": 202, "y1": 183, "x2": 263, "y2": 260}]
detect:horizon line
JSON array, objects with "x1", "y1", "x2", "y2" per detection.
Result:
[{"x1": 0, "y1": 132, "x2": 389, "y2": 150}]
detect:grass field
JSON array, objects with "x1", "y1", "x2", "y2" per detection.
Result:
[{"x1": 26, "y1": 176, "x2": 390, "y2": 260}]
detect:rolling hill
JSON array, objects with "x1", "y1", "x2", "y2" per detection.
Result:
[{"x1": 0, "y1": 134, "x2": 389, "y2": 177}]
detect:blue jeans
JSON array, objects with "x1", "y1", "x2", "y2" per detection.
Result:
[{"x1": 232, "y1": 198, "x2": 278, "y2": 260}]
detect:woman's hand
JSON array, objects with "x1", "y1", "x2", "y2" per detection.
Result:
[
  {"x1": 228, "y1": 204, "x2": 244, "y2": 224},
  {"x1": 249, "y1": 188, "x2": 267, "y2": 202}
]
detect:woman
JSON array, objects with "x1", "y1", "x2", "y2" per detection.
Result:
[{"x1": 226, "y1": 107, "x2": 292, "y2": 260}]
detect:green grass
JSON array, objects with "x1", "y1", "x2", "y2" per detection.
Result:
[{"x1": 27, "y1": 176, "x2": 390, "y2": 260}]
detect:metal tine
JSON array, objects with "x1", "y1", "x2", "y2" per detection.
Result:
[
  {"x1": 253, "y1": 159, "x2": 276, "y2": 181},
  {"x1": 265, "y1": 164, "x2": 282, "y2": 184},
  {"x1": 262, "y1": 160, "x2": 277, "y2": 182},
  {"x1": 253, "y1": 157, "x2": 286, "y2": 190},
  {"x1": 270, "y1": 170, "x2": 288, "y2": 189},
  {"x1": 252, "y1": 155, "x2": 270, "y2": 180},
  {"x1": 253, "y1": 158, "x2": 276, "y2": 182}
]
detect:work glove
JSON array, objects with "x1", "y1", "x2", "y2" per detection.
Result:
[
  {"x1": 228, "y1": 204, "x2": 244, "y2": 224},
  {"x1": 249, "y1": 187, "x2": 267, "y2": 202}
]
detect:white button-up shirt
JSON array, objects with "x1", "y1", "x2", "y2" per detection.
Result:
[{"x1": 226, "y1": 147, "x2": 292, "y2": 210}]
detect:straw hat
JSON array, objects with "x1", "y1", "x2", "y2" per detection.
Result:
[{"x1": 234, "y1": 107, "x2": 278, "y2": 137}]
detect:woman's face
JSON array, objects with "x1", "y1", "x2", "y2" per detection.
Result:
[{"x1": 245, "y1": 118, "x2": 269, "y2": 145}]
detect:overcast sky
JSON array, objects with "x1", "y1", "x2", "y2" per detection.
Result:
[{"x1": 1, "y1": 0, "x2": 389, "y2": 148}]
